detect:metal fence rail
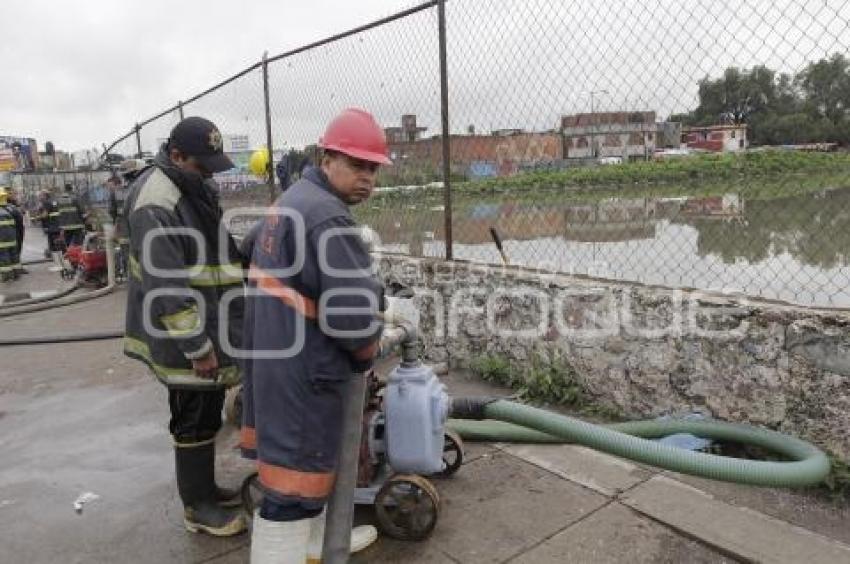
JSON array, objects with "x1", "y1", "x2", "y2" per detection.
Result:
[{"x1": 97, "y1": 0, "x2": 850, "y2": 307}]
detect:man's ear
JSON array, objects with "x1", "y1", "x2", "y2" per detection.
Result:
[{"x1": 320, "y1": 154, "x2": 333, "y2": 173}]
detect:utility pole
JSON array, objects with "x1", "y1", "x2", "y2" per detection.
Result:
[
  {"x1": 438, "y1": 0, "x2": 453, "y2": 260},
  {"x1": 262, "y1": 51, "x2": 276, "y2": 203}
]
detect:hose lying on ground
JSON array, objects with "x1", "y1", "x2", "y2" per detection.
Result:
[
  {"x1": 0, "y1": 279, "x2": 81, "y2": 308},
  {"x1": 0, "y1": 278, "x2": 113, "y2": 318},
  {"x1": 0, "y1": 226, "x2": 117, "y2": 319},
  {"x1": 448, "y1": 398, "x2": 831, "y2": 488},
  {"x1": 0, "y1": 330, "x2": 123, "y2": 347}
]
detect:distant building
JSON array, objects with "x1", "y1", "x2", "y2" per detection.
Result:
[
  {"x1": 72, "y1": 149, "x2": 101, "y2": 171},
  {"x1": 387, "y1": 131, "x2": 562, "y2": 178},
  {"x1": 384, "y1": 114, "x2": 428, "y2": 144},
  {"x1": 682, "y1": 124, "x2": 747, "y2": 152},
  {"x1": 37, "y1": 151, "x2": 72, "y2": 171},
  {"x1": 560, "y1": 111, "x2": 677, "y2": 161}
]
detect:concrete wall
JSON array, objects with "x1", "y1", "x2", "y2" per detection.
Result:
[{"x1": 379, "y1": 254, "x2": 850, "y2": 460}]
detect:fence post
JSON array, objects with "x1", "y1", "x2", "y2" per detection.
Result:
[
  {"x1": 178, "y1": 101, "x2": 185, "y2": 120},
  {"x1": 134, "y1": 124, "x2": 142, "y2": 159},
  {"x1": 262, "y1": 51, "x2": 276, "y2": 204},
  {"x1": 438, "y1": 0, "x2": 453, "y2": 260}
]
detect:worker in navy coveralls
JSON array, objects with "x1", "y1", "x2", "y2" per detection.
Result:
[{"x1": 241, "y1": 108, "x2": 391, "y2": 563}]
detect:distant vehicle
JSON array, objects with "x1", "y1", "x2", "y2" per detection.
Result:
[{"x1": 597, "y1": 156, "x2": 623, "y2": 165}]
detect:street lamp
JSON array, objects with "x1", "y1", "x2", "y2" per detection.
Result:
[{"x1": 590, "y1": 89, "x2": 609, "y2": 159}]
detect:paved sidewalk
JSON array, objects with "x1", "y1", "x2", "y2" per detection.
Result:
[{"x1": 1, "y1": 259, "x2": 849, "y2": 563}]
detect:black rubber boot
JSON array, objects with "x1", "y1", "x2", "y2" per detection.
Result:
[
  {"x1": 215, "y1": 484, "x2": 241, "y2": 508},
  {"x1": 174, "y1": 441, "x2": 246, "y2": 536}
]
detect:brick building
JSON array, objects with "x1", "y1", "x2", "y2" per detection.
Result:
[
  {"x1": 386, "y1": 115, "x2": 562, "y2": 178},
  {"x1": 384, "y1": 114, "x2": 428, "y2": 144}
]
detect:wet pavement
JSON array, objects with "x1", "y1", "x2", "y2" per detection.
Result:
[{"x1": 1, "y1": 245, "x2": 849, "y2": 563}]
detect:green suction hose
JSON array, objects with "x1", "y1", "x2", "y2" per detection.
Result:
[{"x1": 448, "y1": 399, "x2": 831, "y2": 488}]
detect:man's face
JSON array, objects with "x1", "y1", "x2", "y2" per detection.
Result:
[
  {"x1": 322, "y1": 153, "x2": 379, "y2": 205},
  {"x1": 170, "y1": 148, "x2": 212, "y2": 179}
]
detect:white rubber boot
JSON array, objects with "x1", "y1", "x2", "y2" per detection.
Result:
[
  {"x1": 306, "y1": 509, "x2": 378, "y2": 563},
  {"x1": 250, "y1": 511, "x2": 311, "y2": 564}
]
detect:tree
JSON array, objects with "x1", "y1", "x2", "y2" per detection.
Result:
[
  {"x1": 797, "y1": 53, "x2": 850, "y2": 124},
  {"x1": 774, "y1": 73, "x2": 800, "y2": 115},
  {"x1": 692, "y1": 66, "x2": 777, "y2": 125},
  {"x1": 670, "y1": 54, "x2": 850, "y2": 146}
]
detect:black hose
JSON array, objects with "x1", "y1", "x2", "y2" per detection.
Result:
[{"x1": 0, "y1": 330, "x2": 124, "y2": 347}]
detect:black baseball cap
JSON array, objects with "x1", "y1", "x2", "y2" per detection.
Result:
[{"x1": 167, "y1": 116, "x2": 234, "y2": 173}]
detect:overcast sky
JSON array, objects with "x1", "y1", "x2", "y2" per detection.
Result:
[
  {"x1": 0, "y1": 1, "x2": 412, "y2": 152},
  {"x1": 2, "y1": 0, "x2": 847, "y2": 155}
]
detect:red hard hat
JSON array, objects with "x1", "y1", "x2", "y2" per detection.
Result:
[{"x1": 319, "y1": 108, "x2": 392, "y2": 166}]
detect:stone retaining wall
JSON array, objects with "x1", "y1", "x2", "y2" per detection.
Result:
[{"x1": 379, "y1": 255, "x2": 850, "y2": 459}]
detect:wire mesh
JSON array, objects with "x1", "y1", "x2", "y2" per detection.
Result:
[
  {"x1": 180, "y1": 67, "x2": 267, "y2": 210},
  {"x1": 440, "y1": 0, "x2": 850, "y2": 307},
  {"x1": 99, "y1": 0, "x2": 850, "y2": 307},
  {"x1": 137, "y1": 108, "x2": 184, "y2": 160},
  {"x1": 265, "y1": 3, "x2": 444, "y2": 256}
]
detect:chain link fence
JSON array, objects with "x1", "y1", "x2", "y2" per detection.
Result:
[
  {"x1": 100, "y1": 0, "x2": 850, "y2": 307},
  {"x1": 11, "y1": 170, "x2": 114, "y2": 214}
]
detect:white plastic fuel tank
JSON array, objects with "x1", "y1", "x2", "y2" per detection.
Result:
[{"x1": 384, "y1": 362, "x2": 449, "y2": 475}]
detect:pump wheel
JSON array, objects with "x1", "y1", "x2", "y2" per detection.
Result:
[
  {"x1": 241, "y1": 472, "x2": 262, "y2": 517},
  {"x1": 374, "y1": 474, "x2": 440, "y2": 541},
  {"x1": 434, "y1": 429, "x2": 464, "y2": 478}
]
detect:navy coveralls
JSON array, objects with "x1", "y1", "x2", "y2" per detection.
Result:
[{"x1": 241, "y1": 167, "x2": 383, "y2": 510}]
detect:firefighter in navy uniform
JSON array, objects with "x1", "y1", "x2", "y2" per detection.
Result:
[
  {"x1": 0, "y1": 187, "x2": 24, "y2": 275},
  {"x1": 241, "y1": 108, "x2": 389, "y2": 563},
  {"x1": 38, "y1": 190, "x2": 63, "y2": 268},
  {"x1": 5, "y1": 190, "x2": 25, "y2": 275},
  {"x1": 57, "y1": 183, "x2": 87, "y2": 247},
  {"x1": 0, "y1": 189, "x2": 17, "y2": 281},
  {"x1": 123, "y1": 117, "x2": 247, "y2": 537}
]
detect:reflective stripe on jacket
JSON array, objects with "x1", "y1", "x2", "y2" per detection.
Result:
[
  {"x1": 123, "y1": 158, "x2": 245, "y2": 389},
  {"x1": 57, "y1": 194, "x2": 85, "y2": 231},
  {"x1": 0, "y1": 208, "x2": 16, "y2": 271}
]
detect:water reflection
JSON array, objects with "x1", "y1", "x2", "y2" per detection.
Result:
[{"x1": 359, "y1": 186, "x2": 850, "y2": 307}]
